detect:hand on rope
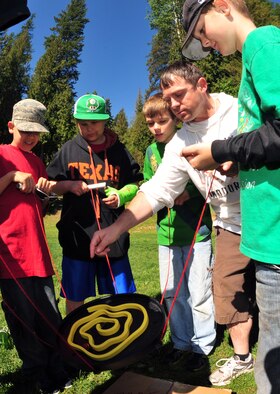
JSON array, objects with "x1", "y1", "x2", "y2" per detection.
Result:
[
  {"x1": 36, "y1": 177, "x2": 57, "y2": 196},
  {"x1": 90, "y1": 224, "x2": 121, "y2": 257},
  {"x1": 69, "y1": 180, "x2": 90, "y2": 196},
  {"x1": 216, "y1": 161, "x2": 239, "y2": 177},
  {"x1": 14, "y1": 170, "x2": 36, "y2": 194},
  {"x1": 181, "y1": 142, "x2": 219, "y2": 170},
  {"x1": 103, "y1": 184, "x2": 138, "y2": 208}
]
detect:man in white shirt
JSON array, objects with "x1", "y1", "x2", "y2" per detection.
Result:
[{"x1": 90, "y1": 61, "x2": 255, "y2": 387}]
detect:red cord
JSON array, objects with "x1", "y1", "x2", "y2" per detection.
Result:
[
  {"x1": 160, "y1": 208, "x2": 172, "y2": 305},
  {"x1": 0, "y1": 251, "x2": 95, "y2": 370},
  {"x1": 34, "y1": 196, "x2": 67, "y2": 298}
]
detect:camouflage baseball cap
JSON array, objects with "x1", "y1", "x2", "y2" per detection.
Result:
[
  {"x1": 12, "y1": 98, "x2": 49, "y2": 133},
  {"x1": 73, "y1": 94, "x2": 110, "y2": 121}
]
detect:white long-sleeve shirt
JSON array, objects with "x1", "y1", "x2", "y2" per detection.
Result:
[{"x1": 140, "y1": 92, "x2": 241, "y2": 234}]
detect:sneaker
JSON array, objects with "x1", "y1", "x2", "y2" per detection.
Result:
[
  {"x1": 51, "y1": 367, "x2": 73, "y2": 391},
  {"x1": 39, "y1": 382, "x2": 60, "y2": 394},
  {"x1": 62, "y1": 379, "x2": 72, "y2": 390},
  {"x1": 54, "y1": 378, "x2": 73, "y2": 392},
  {"x1": 39, "y1": 374, "x2": 72, "y2": 394},
  {"x1": 209, "y1": 354, "x2": 254, "y2": 386},
  {"x1": 186, "y1": 352, "x2": 207, "y2": 372},
  {"x1": 163, "y1": 348, "x2": 189, "y2": 367},
  {"x1": 40, "y1": 380, "x2": 72, "y2": 394}
]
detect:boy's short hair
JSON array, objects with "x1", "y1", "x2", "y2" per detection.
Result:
[
  {"x1": 143, "y1": 93, "x2": 176, "y2": 119},
  {"x1": 160, "y1": 61, "x2": 204, "y2": 90},
  {"x1": 12, "y1": 98, "x2": 49, "y2": 133},
  {"x1": 74, "y1": 94, "x2": 110, "y2": 121}
]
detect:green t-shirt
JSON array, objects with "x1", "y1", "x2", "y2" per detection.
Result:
[
  {"x1": 143, "y1": 141, "x2": 212, "y2": 246},
  {"x1": 239, "y1": 26, "x2": 280, "y2": 264}
]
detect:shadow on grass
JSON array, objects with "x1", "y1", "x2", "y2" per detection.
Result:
[
  {"x1": 89, "y1": 343, "x2": 214, "y2": 393},
  {"x1": 0, "y1": 369, "x2": 38, "y2": 394}
]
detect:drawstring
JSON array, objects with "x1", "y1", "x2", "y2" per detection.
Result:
[
  {"x1": 87, "y1": 145, "x2": 100, "y2": 219},
  {"x1": 103, "y1": 150, "x2": 111, "y2": 180},
  {"x1": 87, "y1": 145, "x2": 118, "y2": 294}
]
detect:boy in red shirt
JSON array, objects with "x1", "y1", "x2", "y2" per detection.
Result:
[{"x1": 0, "y1": 99, "x2": 71, "y2": 393}]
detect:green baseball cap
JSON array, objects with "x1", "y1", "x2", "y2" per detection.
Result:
[{"x1": 73, "y1": 94, "x2": 110, "y2": 120}]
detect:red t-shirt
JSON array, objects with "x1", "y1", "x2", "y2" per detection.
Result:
[{"x1": 0, "y1": 145, "x2": 54, "y2": 279}]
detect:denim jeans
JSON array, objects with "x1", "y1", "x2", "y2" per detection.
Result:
[
  {"x1": 158, "y1": 236, "x2": 216, "y2": 355},
  {"x1": 255, "y1": 261, "x2": 280, "y2": 394}
]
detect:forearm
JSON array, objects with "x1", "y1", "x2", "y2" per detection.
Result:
[
  {"x1": 112, "y1": 191, "x2": 153, "y2": 234},
  {"x1": 212, "y1": 119, "x2": 280, "y2": 168},
  {"x1": 90, "y1": 191, "x2": 154, "y2": 257},
  {"x1": 0, "y1": 171, "x2": 16, "y2": 195},
  {"x1": 50, "y1": 180, "x2": 74, "y2": 195}
]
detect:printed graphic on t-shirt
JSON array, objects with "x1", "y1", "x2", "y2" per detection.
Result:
[{"x1": 68, "y1": 161, "x2": 120, "y2": 183}]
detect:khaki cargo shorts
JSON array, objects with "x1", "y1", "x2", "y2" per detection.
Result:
[{"x1": 213, "y1": 227, "x2": 256, "y2": 325}]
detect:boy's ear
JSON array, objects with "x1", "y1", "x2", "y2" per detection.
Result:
[
  {"x1": 213, "y1": 0, "x2": 231, "y2": 15},
  {"x1": 7, "y1": 121, "x2": 15, "y2": 134}
]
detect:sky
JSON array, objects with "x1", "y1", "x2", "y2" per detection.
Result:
[{"x1": 9, "y1": 0, "x2": 154, "y2": 123}]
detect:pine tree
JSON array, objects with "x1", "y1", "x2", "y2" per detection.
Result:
[
  {"x1": 0, "y1": 17, "x2": 33, "y2": 143},
  {"x1": 147, "y1": 0, "x2": 185, "y2": 95},
  {"x1": 113, "y1": 108, "x2": 129, "y2": 144},
  {"x1": 105, "y1": 98, "x2": 114, "y2": 129},
  {"x1": 128, "y1": 91, "x2": 153, "y2": 168},
  {"x1": 29, "y1": 0, "x2": 88, "y2": 163}
]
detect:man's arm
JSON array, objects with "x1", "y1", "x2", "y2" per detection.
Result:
[{"x1": 90, "y1": 191, "x2": 153, "y2": 257}]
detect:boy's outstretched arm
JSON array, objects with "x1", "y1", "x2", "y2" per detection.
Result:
[
  {"x1": 90, "y1": 191, "x2": 153, "y2": 257},
  {"x1": 211, "y1": 119, "x2": 280, "y2": 168},
  {"x1": 181, "y1": 119, "x2": 280, "y2": 171}
]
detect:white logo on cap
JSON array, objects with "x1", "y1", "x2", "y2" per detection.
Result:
[{"x1": 86, "y1": 98, "x2": 99, "y2": 112}]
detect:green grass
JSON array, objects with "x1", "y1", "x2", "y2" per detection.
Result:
[{"x1": 0, "y1": 213, "x2": 257, "y2": 393}]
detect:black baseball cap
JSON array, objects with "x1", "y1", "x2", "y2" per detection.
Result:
[
  {"x1": 181, "y1": 0, "x2": 213, "y2": 60},
  {"x1": 0, "y1": 0, "x2": 31, "y2": 31}
]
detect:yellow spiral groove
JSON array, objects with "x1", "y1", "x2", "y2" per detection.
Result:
[{"x1": 67, "y1": 302, "x2": 149, "y2": 360}]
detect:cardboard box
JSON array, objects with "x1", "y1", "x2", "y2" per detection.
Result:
[{"x1": 103, "y1": 371, "x2": 232, "y2": 394}]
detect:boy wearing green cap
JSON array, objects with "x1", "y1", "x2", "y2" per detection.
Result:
[{"x1": 47, "y1": 94, "x2": 142, "y2": 315}]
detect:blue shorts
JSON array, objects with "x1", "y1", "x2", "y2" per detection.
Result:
[{"x1": 60, "y1": 255, "x2": 136, "y2": 302}]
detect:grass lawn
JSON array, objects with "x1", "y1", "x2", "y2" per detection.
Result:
[{"x1": 0, "y1": 212, "x2": 258, "y2": 393}]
